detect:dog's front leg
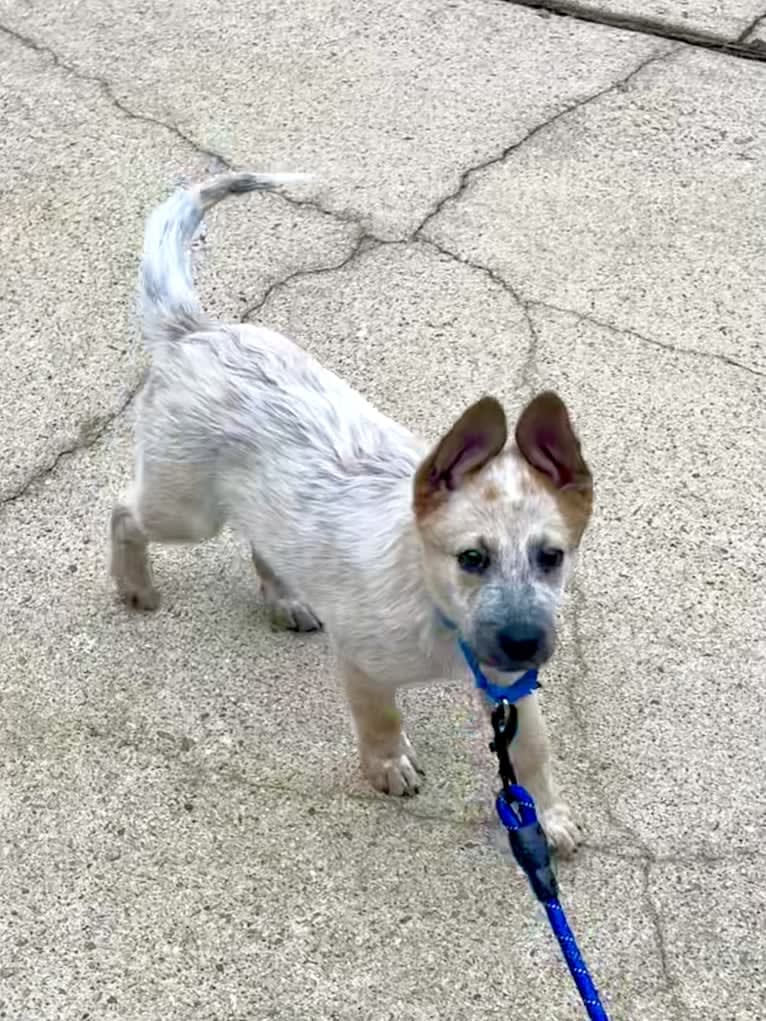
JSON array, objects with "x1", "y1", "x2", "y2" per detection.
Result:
[
  {"x1": 506, "y1": 693, "x2": 583, "y2": 857},
  {"x1": 341, "y1": 661, "x2": 421, "y2": 797}
]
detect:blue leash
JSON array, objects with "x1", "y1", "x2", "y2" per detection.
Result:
[
  {"x1": 491, "y1": 707, "x2": 609, "y2": 1020},
  {"x1": 446, "y1": 617, "x2": 610, "y2": 1020}
]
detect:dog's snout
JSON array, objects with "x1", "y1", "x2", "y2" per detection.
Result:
[{"x1": 497, "y1": 625, "x2": 544, "y2": 664}]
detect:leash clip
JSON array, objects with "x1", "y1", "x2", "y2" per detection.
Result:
[
  {"x1": 489, "y1": 698, "x2": 519, "y2": 794},
  {"x1": 497, "y1": 790, "x2": 559, "y2": 902}
]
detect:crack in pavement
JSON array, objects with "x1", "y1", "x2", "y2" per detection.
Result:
[
  {"x1": 11, "y1": 216, "x2": 747, "y2": 510},
  {"x1": 528, "y1": 298, "x2": 766, "y2": 380},
  {"x1": 564, "y1": 583, "x2": 761, "y2": 868},
  {"x1": 0, "y1": 24, "x2": 721, "y2": 506},
  {"x1": 641, "y1": 859, "x2": 693, "y2": 1020},
  {"x1": 414, "y1": 241, "x2": 766, "y2": 383},
  {"x1": 565, "y1": 578, "x2": 761, "y2": 1018},
  {"x1": 737, "y1": 9, "x2": 766, "y2": 43},
  {"x1": 497, "y1": 0, "x2": 766, "y2": 61},
  {"x1": 415, "y1": 46, "x2": 676, "y2": 238},
  {"x1": 415, "y1": 236, "x2": 541, "y2": 391},
  {"x1": 517, "y1": 306, "x2": 542, "y2": 393},
  {"x1": 0, "y1": 21, "x2": 360, "y2": 233},
  {"x1": 0, "y1": 375, "x2": 145, "y2": 510},
  {"x1": 0, "y1": 23, "x2": 228, "y2": 166},
  {"x1": 417, "y1": 236, "x2": 524, "y2": 303},
  {"x1": 240, "y1": 230, "x2": 382, "y2": 321},
  {"x1": 249, "y1": 231, "x2": 544, "y2": 396},
  {"x1": 232, "y1": 47, "x2": 680, "y2": 327}
]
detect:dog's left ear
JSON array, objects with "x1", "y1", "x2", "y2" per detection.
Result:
[
  {"x1": 414, "y1": 396, "x2": 507, "y2": 517},
  {"x1": 515, "y1": 391, "x2": 591, "y2": 491}
]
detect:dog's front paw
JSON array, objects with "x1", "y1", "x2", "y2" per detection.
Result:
[
  {"x1": 267, "y1": 596, "x2": 322, "y2": 633},
  {"x1": 362, "y1": 733, "x2": 423, "y2": 797},
  {"x1": 114, "y1": 578, "x2": 160, "y2": 612},
  {"x1": 538, "y1": 802, "x2": 584, "y2": 858}
]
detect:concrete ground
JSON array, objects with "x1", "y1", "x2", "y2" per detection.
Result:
[{"x1": 1, "y1": 1, "x2": 764, "y2": 1018}]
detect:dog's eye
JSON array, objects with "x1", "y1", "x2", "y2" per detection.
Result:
[
  {"x1": 457, "y1": 548, "x2": 490, "y2": 573},
  {"x1": 537, "y1": 547, "x2": 564, "y2": 572}
]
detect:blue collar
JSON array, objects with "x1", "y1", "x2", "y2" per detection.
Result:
[{"x1": 437, "y1": 611, "x2": 540, "y2": 705}]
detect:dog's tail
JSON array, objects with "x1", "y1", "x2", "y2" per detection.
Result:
[{"x1": 139, "y1": 171, "x2": 309, "y2": 348}]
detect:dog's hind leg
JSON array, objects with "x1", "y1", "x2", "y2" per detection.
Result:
[
  {"x1": 110, "y1": 495, "x2": 159, "y2": 611},
  {"x1": 110, "y1": 460, "x2": 224, "y2": 610},
  {"x1": 251, "y1": 550, "x2": 322, "y2": 633}
]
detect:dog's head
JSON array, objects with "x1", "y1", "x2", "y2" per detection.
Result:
[{"x1": 414, "y1": 392, "x2": 592, "y2": 673}]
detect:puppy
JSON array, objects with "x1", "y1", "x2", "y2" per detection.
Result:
[{"x1": 111, "y1": 173, "x2": 593, "y2": 854}]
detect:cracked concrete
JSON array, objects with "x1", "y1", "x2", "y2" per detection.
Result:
[
  {"x1": 651, "y1": 857, "x2": 765, "y2": 1018},
  {"x1": 0, "y1": 19, "x2": 367, "y2": 237},
  {"x1": 425, "y1": 44, "x2": 766, "y2": 373},
  {"x1": 0, "y1": 28, "x2": 358, "y2": 503},
  {"x1": 747, "y1": 11, "x2": 766, "y2": 42},
  {"x1": 0, "y1": 379, "x2": 143, "y2": 508},
  {"x1": 502, "y1": 0, "x2": 766, "y2": 44},
  {"x1": 0, "y1": 0, "x2": 663, "y2": 236},
  {"x1": 527, "y1": 299, "x2": 766, "y2": 379},
  {"x1": 418, "y1": 238, "x2": 766, "y2": 383},
  {"x1": 241, "y1": 229, "x2": 376, "y2": 322},
  {"x1": 639, "y1": 860, "x2": 689, "y2": 1019},
  {"x1": 415, "y1": 45, "x2": 676, "y2": 238},
  {"x1": 1, "y1": 1, "x2": 764, "y2": 1019}
]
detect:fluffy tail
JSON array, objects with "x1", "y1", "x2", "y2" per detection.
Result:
[{"x1": 139, "y1": 171, "x2": 308, "y2": 348}]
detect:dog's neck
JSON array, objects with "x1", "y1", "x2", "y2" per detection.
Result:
[{"x1": 333, "y1": 472, "x2": 467, "y2": 686}]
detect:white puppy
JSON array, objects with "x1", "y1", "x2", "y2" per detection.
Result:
[{"x1": 110, "y1": 173, "x2": 594, "y2": 854}]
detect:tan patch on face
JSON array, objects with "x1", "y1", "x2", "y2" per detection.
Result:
[
  {"x1": 413, "y1": 469, "x2": 447, "y2": 520},
  {"x1": 483, "y1": 483, "x2": 500, "y2": 502},
  {"x1": 556, "y1": 486, "x2": 593, "y2": 544},
  {"x1": 522, "y1": 462, "x2": 594, "y2": 545}
]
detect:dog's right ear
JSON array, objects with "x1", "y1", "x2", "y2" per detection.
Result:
[{"x1": 414, "y1": 397, "x2": 507, "y2": 518}]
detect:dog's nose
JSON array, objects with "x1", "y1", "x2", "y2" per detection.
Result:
[{"x1": 497, "y1": 625, "x2": 544, "y2": 665}]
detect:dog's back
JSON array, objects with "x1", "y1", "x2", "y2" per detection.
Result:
[
  {"x1": 137, "y1": 171, "x2": 420, "y2": 473},
  {"x1": 125, "y1": 173, "x2": 423, "y2": 624}
]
